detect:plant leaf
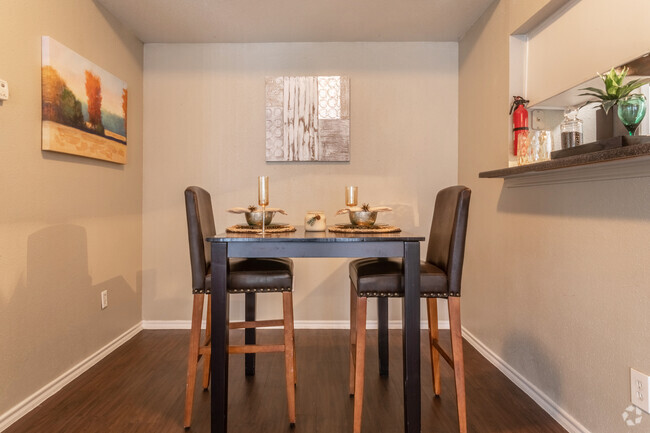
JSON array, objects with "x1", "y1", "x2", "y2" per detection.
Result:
[
  {"x1": 606, "y1": 84, "x2": 619, "y2": 98},
  {"x1": 620, "y1": 87, "x2": 637, "y2": 98},
  {"x1": 579, "y1": 100, "x2": 598, "y2": 110},
  {"x1": 620, "y1": 78, "x2": 650, "y2": 97},
  {"x1": 602, "y1": 99, "x2": 617, "y2": 114},
  {"x1": 579, "y1": 87, "x2": 609, "y2": 99},
  {"x1": 577, "y1": 92, "x2": 605, "y2": 100},
  {"x1": 580, "y1": 86, "x2": 605, "y2": 93},
  {"x1": 604, "y1": 68, "x2": 617, "y2": 93}
]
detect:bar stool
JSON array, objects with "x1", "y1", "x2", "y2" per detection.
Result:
[
  {"x1": 348, "y1": 185, "x2": 471, "y2": 433},
  {"x1": 183, "y1": 186, "x2": 297, "y2": 428}
]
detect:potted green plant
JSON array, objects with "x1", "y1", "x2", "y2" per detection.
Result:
[
  {"x1": 580, "y1": 67, "x2": 649, "y2": 138},
  {"x1": 580, "y1": 67, "x2": 648, "y2": 114}
]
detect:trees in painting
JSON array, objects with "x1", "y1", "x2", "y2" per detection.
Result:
[
  {"x1": 122, "y1": 88, "x2": 128, "y2": 133},
  {"x1": 85, "y1": 70, "x2": 104, "y2": 134},
  {"x1": 42, "y1": 65, "x2": 84, "y2": 129}
]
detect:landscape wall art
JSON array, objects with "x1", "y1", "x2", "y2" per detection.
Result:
[
  {"x1": 41, "y1": 36, "x2": 128, "y2": 164},
  {"x1": 266, "y1": 76, "x2": 349, "y2": 162}
]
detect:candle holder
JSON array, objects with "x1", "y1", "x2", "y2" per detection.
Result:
[
  {"x1": 345, "y1": 186, "x2": 358, "y2": 207},
  {"x1": 258, "y1": 176, "x2": 269, "y2": 236}
]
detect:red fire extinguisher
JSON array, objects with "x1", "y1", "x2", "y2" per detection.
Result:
[{"x1": 509, "y1": 96, "x2": 529, "y2": 156}]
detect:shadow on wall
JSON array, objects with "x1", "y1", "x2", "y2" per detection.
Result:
[
  {"x1": 501, "y1": 331, "x2": 562, "y2": 405},
  {"x1": 496, "y1": 178, "x2": 650, "y2": 220},
  {"x1": 293, "y1": 258, "x2": 350, "y2": 322},
  {"x1": 381, "y1": 203, "x2": 417, "y2": 233},
  {"x1": 0, "y1": 224, "x2": 135, "y2": 412},
  {"x1": 41, "y1": 149, "x2": 126, "y2": 170}
]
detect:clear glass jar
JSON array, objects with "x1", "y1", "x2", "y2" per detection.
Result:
[
  {"x1": 519, "y1": 130, "x2": 553, "y2": 165},
  {"x1": 517, "y1": 130, "x2": 529, "y2": 166},
  {"x1": 560, "y1": 107, "x2": 583, "y2": 149}
]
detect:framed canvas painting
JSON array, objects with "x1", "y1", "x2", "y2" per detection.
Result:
[
  {"x1": 41, "y1": 36, "x2": 128, "y2": 164},
  {"x1": 266, "y1": 75, "x2": 350, "y2": 162}
]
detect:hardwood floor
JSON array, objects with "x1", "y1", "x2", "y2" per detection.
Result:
[{"x1": 5, "y1": 329, "x2": 567, "y2": 433}]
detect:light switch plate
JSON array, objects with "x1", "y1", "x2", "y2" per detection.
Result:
[
  {"x1": 532, "y1": 110, "x2": 545, "y2": 130},
  {"x1": 0, "y1": 79, "x2": 8, "y2": 100}
]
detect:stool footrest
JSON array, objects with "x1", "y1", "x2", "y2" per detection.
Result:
[
  {"x1": 229, "y1": 344, "x2": 285, "y2": 354},
  {"x1": 229, "y1": 319, "x2": 284, "y2": 329},
  {"x1": 430, "y1": 339, "x2": 453, "y2": 368}
]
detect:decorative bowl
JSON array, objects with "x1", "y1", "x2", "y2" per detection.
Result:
[
  {"x1": 349, "y1": 211, "x2": 377, "y2": 227},
  {"x1": 245, "y1": 211, "x2": 275, "y2": 227}
]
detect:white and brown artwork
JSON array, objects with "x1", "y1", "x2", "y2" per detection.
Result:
[{"x1": 266, "y1": 76, "x2": 349, "y2": 162}]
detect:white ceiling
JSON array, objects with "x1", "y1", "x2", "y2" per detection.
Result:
[{"x1": 95, "y1": 0, "x2": 494, "y2": 43}]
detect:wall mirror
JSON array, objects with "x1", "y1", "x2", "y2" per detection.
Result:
[
  {"x1": 529, "y1": 52, "x2": 650, "y2": 146},
  {"x1": 532, "y1": 52, "x2": 650, "y2": 109}
]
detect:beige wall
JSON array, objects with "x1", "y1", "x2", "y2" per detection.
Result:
[
  {"x1": 527, "y1": 0, "x2": 650, "y2": 105},
  {"x1": 459, "y1": 1, "x2": 650, "y2": 432},
  {"x1": 142, "y1": 42, "x2": 458, "y2": 324},
  {"x1": 0, "y1": 0, "x2": 143, "y2": 418}
]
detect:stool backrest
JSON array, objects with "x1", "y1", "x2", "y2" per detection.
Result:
[
  {"x1": 184, "y1": 186, "x2": 216, "y2": 292},
  {"x1": 425, "y1": 185, "x2": 471, "y2": 296}
]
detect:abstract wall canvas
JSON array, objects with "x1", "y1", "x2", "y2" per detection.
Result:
[
  {"x1": 41, "y1": 36, "x2": 128, "y2": 164},
  {"x1": 266, "y1": 76, "x2": 349, "y2": 162}
]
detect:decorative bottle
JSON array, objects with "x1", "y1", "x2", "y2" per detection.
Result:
[{"x1": 560, "y1": 107, "x2": 583, "y2": 149}]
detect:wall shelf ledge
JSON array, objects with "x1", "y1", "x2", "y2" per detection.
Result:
[{"x1": 478, "y1": 142, "x2": 650, "y2": 187}]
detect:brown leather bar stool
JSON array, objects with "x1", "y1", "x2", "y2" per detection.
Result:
[
  {"x1": 183, "y1": 186, "x2": 297, "y2": 428},
  {"x1": 348, "y1": 185, "x2": 471, "y2": 433}
]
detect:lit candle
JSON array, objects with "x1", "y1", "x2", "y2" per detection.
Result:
[
  {"x1": 345, "y1": 186, "x2": 358, "y2": 207},
  {"x1": 258, "y1": 176, "x2": 269, "y2": 207}
]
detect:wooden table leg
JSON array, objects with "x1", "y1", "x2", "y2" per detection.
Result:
[
  {"x1": 377, "y1": 297, "x2": 389, "y2": 376},
  {"x1": 211, "y1": 242, "x2": 229, "y2": 433},
  {"x1": 245, "y1": 292, "x2": 256, "y2": 376},
  {"x1": 402, "y1": 241, "x2": 421, "y2": 433}
]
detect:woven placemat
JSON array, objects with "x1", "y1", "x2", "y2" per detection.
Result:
[
  {"x1": 226, "y1": 224, "x2": 297, "y2": 234},
  {"x1": 328, "y1": 224, "x2": 401, "y2": 234}
]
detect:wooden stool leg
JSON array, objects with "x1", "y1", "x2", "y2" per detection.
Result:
[
  {"x1": 293, "y1": 331, "x2": 297, "y2": 385},
  {"x1": 202, "y1": 295, "x2": 212, "y2": 389},
  {"x1": 448, "y1": 297, "x2": 467, "y2": 433},
  {"x1": 245, "y1": 292, "x2": 256, "y2": 376},
  {"x1": 184, "y1": 293, "x2": 205, "y2": 428},
  {"x1": 427, "y1": 298, "x2": 441, "y2": 396},
  {"x1": 282, "y1": 292, "x2": 297, "y2": 425},
  {"x1": 349, "y1": 282, "x2": 358, "y2": 395},
  {"x1": 377, "y1": 297, "x2": 389, "y2": 376},
  {"x1": 353, "y1": 296, "x2": 367, "y2": 433}
]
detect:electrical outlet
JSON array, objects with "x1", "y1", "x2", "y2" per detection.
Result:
[
  {"x1": 101, "y1": 290, "x2": 108, "y2": 310},
  {"x1": 0, "y1": 79, "x2": 8, "y2": 100},
  {"x1": 631, "y1": 368, "x2": 650, "y2": 413}
]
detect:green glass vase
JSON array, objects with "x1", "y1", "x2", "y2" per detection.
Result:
[{"x1": 617, "y1": 94, "x2": 647, "y2": 136}]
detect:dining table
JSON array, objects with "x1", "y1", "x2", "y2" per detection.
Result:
[{"x1": 208, "y1": 226, "x2": 425, "y2": 433}]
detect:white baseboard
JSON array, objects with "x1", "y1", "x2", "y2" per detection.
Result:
[
  {"x1": 142, "y1": 320, "x2": 194, "y2": 329},
  {"x1": 0, "y1": 322, "x2": 142, "y2": 433},
  {"x1": 142, "y1": 319, "x2": 450, "y2": 330},
  {"x1": 461, "y1": 326, "x2": 589, "y2": 433}
]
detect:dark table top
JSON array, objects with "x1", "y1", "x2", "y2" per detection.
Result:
[{"x1": 208, "y1": 226, "x2": 425, "y2": 243}]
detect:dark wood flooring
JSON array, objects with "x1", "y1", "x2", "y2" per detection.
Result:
[{"x1": 5, "y1": 329, "x2": 567, "y2": 433}]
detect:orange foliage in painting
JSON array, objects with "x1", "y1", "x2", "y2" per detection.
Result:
[
  {"x1": 85, "y1": 70, "x2": 103, "y2": 129},
  {"x1": 122, "y1": 88, "x2": 128, "y2": 133},
  {"x1": 42, "y1": 66, "x2": 65, "y2": 119}
]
